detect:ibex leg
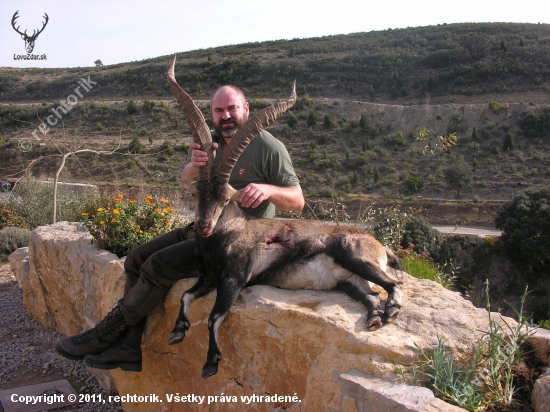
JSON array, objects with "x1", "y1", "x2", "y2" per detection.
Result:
[
  {"x1": 202, "y1": 276, "x2": 247, "y2": 379},
  {"x1": 168, "y1": 275, "x2": 215, "y2": 345},
  {"x1": 332, "y1": 244, "x2": 403, "y2": 323},
  {"x1": 337, "y1": 275, "x2": 383, "y2": 331}
]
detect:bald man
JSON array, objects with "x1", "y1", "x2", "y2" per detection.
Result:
[{"x1": 55, "y1": 85, "x2": 304, "y2": 372}]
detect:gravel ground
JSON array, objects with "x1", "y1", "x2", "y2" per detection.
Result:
[{"x1": 0, "y1": 263, "x2": 122, "y2": 412}]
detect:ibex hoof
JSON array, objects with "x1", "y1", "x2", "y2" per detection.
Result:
[
  {"x1": 201, "y1": 363, "x2": 219, "y2": 379},
  {"x1": 167, "y1": 330, "x2": 185, "y2": 345},
  {"x1": 366, "y1": 315, "x2": 382, "y2": 331},
  {"x1": 384, "y1": 306, "x2": 400, "y2": 323}
]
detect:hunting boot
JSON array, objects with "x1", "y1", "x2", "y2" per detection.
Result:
[
  {"x1": 83, "y1": 317, "x2": 146, "y2": 372},
  {"x1": 55, "y1": 306, "x2": 129, "y2": 360}
]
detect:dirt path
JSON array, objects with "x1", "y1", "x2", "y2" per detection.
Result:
[{"x1": 0, "y1": 263, "x2": 121, "y2": 412}]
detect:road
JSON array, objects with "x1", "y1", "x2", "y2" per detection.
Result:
[{"x1": 432, "y1": 226, "x2": 502, "y2": 238}]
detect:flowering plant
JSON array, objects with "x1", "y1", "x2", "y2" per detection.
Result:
[{"x1": 81, "y1": 194, "x2": 181, "y2": 257}]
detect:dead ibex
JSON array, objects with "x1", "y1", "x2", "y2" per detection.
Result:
[{"x1": 166, "y1": 56, "x2": 403, "y2": 378}]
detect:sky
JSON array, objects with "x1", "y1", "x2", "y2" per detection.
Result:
[{"x1": 1, "y1": 0, "x2": 549, "y2": 68}]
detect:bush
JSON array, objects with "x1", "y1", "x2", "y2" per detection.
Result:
[
  {"x1": 494, "y1": 187, "x2": 550, "y2": 273},
  {"x1": 126, "y1": 100, "x2": 138, "y2": 114},
  {"x1": 0, "y1": 226, "x2": 31, "y2": 259},
  {"x1": 401, "y1": 217, "x2": 444, "y2": 260},
  {"x1": 396, "y1": 244, "x2": 454, "y2": 289},
  {"x1": 8, "y1": 177, "x2": 98, "y2": 228},
  {"x1": 0, "y1": 203, "x2": 28, "y2": 230},
  {"x1": 128, "y1": 136, "x2": 143, "y2": 154},
  {"x1": 444, "y1": 158, "x2": 473, "y2": 196},
  {"x1": 405, "y1": 176, "x2": 424, "y2": 192},
  {"x1": 81, "y1": 194, "x2": 182, "y2": 257},
  {"x1": 287, "y1": 111, "x2": 298, "y2": 128},
  {"x1": 307, "y1": 111, "x2": 318, "y2": 127},
  {"x1": 373, "y1": 206, "x2": 410, "y2": 249}
]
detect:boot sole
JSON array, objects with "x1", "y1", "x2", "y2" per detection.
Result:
[
  {"x1": 56, "y1": 346, "x2": 85, "y2": 361},
  {"x1": 83, "y1": 357, "x2": 142, "y2": 372}
]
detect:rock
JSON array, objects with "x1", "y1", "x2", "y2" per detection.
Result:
[
  {"x1": 9, "y1": 222, "x2": 537, "y2": 412},
  {"x1": 533, "y1": 368, "x2": 550, "y2": 412},
  {"x1": 340, "y1": 370, "x2": 465, "y2": 411},
  {"x1": 531, "y1": 328, "x2": 550, "y2": 364}
]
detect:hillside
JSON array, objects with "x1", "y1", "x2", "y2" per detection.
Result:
[{"x1": 1, "y1": 22, "x2": 549, "y2": 206}]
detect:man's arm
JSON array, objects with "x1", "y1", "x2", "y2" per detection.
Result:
[{"x1": 239, "y1": 183, "x2": 304, "y2": 212}]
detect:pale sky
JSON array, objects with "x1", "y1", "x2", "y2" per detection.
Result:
[{"x1": 1, "y1": 0, "x2": 548, "y2": 68}]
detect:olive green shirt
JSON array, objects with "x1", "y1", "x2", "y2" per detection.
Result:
[{"x1": 212, "y1": 130, "x2": 299, "y2": 219}]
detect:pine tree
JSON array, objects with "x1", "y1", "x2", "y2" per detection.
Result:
[
  {"x1": 373, "y1": 166, "x2": 380, "y2": 183},
  {"x1": 472, "y1": 126, "x2": 479, "y2": 142},
  {"x1": 369, "y1": 85, "x2": 375, "y2": 100},
  {"x1": 503, "y1": 131, "x2": 514, "y2": 151},
  {"x1": 359, "y1": 113, "x2": 369, "y2": 131}
]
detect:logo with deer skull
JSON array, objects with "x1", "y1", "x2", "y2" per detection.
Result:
[{"x1": 11, "y1": 11, "x2": 49, "y2": 54}]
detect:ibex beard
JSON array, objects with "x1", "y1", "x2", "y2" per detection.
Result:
[{"x1": 166, "y1": 56, "x2": 403, "y2": 378}]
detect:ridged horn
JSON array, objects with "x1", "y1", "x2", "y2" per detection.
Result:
[
  {"x1": 216, "y1": 81, "x2": 297, "y2": 183},
  {"x1": 167, "y1": 55, "x2": 214, "y2": 181}
]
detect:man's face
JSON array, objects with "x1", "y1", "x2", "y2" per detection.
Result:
[{"x1": 211, "y1": 87, "x2": 249, "y2": 139}]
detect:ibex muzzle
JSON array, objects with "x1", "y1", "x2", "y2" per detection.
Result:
[{"x1": 167, "y1": 56, "x2": 403, "y2": 379}]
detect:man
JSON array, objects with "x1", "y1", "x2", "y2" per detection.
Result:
[{"x1": 55, "y1": 85, "x2": 304, "y2": 372}]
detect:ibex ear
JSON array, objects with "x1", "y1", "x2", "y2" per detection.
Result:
[
  {"x1": 180, "y1": 179, "x2": 198, "y2": 196},
  {"x1": 228, "y1": 185, "x2": 241, "y2": 203}
]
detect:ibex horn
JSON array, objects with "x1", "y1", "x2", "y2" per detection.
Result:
[{"x1": 167, "y1": 55, "x2": 214, "y2": 181}]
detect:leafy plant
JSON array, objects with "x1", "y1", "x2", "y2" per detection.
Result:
[
  {"x1": 398, "y1": 282, "x2": 534, "y2": 411},
  {"x1": 82, "y1": 194, "x2": 182, "y2": 257},
  {"x1": 538, "y1": 319, "x2": 550, "y2": 330},
  {"x1": 396, "y1": 244, "x2": 455, "y2": 289},
  {"x1": 0, "y1": 226, "x2": 31, "y2": 260}
]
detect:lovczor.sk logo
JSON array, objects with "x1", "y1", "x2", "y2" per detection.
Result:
[{"x1": 11, "y1": 10, "x2": 49, "y2": 60}]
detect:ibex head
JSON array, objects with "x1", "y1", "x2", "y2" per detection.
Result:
[
  {"x1": 11, "y1": 11, "x2": 49, "y2": 54},
  {"x1": 167, "y1": 56, "x2": 296, "y2": 237}
]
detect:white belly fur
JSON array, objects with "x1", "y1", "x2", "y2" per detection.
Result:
[{"x1": 277, "y1": 254, "x2": 356, "y2": 291}]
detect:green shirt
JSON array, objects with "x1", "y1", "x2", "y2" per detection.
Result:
[{"x1": 212, "y1": 130, "x2": 299, "y2": 219}]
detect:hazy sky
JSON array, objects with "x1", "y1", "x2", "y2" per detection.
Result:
[{"x1": 1, "y1": 0, "x2": 548, "y2": 68}]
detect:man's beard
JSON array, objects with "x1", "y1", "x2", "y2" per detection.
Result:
[{"x1": 214, "y1": 116, "x2": 246, "y2": 139}]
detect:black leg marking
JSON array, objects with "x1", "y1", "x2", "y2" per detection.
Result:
[
  {"x1": 168, "y1": 276, "x2": 215, "y2": 345},
  {"x1": 202, "y1": 276, "x2": 247, "y2": 378},
  {"x1": 337, "y1": 276, "x2": 383, "y2": 331}
]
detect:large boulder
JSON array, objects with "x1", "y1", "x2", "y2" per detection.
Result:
[{"x1": 9, "y1": 222, "x2": 547, "y2": 411}]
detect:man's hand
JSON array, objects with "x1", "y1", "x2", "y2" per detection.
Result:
[
  {"x1": 239, "y1": 184, "x2": 273, "y2": 209},
  {"x1": 189, "y1": 142, "x2": 218, "y2": 167}
]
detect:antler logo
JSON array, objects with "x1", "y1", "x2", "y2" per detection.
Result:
[{"x1": 11, "y1": 10, "x2": 49, "y2": 54}]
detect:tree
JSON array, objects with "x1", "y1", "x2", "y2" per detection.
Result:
[
  {"x1": 129, "y1": 136, "x2": 143, "y2": 154},
  {"x1": 126, "y1": 100, "x2": 138, "y2": 115},
  {"x1": 307, "y1": 111, "x2": 318, "y2": 127},
  {"x1": 373, "y1": 166, "x2": 380, "y2": 183},
  {"x1": 369, "y1": 85, "x2": 375, "y2": 100},
  {"x1": 503, "y1": 131, "x2": 514, "y2": 151},
  {"x1": 444, "y1": 158, "x2": 472, "y2": 197},
  {"x1": 359, "y1": 113, "x2": 369, "y2": 131},
  {"x1": 323, "y1": 114, "x2": 334, "y2": 129},
  {"x1": 94, "y1": 59, "x2": 103, "y2": 67},
  {"x1": 287, "y1": 111, "x2": 298, "y2": 128},
  {"x1": 405, "y1": 176, "x2": 424, "y2": 192},
  {"x1": 494, "y1": 188, "x2": 550, "y2": 273},
  {"x1": 471, "y1": 126, "x2": 479, "y2": 142},
  {"x1": 362, "y1": 138, "x2": 371, "y2": 151}
]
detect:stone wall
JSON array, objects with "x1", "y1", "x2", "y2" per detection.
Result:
[{"x1": 9, "y1": 222, "x2": 550, "y2": 412}]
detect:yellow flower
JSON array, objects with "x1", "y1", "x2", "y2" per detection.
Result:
[
  {"x1": 81, "y1": 212, "x2": 88, "y2": 217},
  {"x1": 139, "y1": 230, "x2": 143, "y2": 234},
  {"x1": 160, "y1": 199, "x2": 169, "y2": 204},
  {"x1": 99, "y1": 221, "x2": 105, "y2": 225},
  {"x1": 155, "y1": 209, "x2": 162, "y2": 214},
  {"x1": 111, "y1": 218, "x2": 117, "y2": 223},
  {"x1": 153, "y1": 233, "x2": 157, "y2": 237},
  {"x1": 97, "y1": 208, "x2": 104, "y2": 212},
  {"x1": 129, "y1": 199, "x2": 137, "y2": 204},
  {"x1": 113, "y1": 209, "x2": 121, "y2": 215}
]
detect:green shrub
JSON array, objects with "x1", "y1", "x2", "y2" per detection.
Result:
[
  {"x1": 0, "y1": 203, "x2": 28, "y2": 230},
  {"x1": 373, "y1": 206, "x2": 410, "y2": 249},
  {"x1": 0, "y1": 226, "x2": 31, "y2": 259},
  {"x1": 539, "y1": 319, "x2": 550, "y2": 330},
  {"x1": 287, "y1": 111, "x2": 298, "y2": 128},
  {"x1": 160, "y1": 140, "x2": 174, "y2": 155},
  {"x1": 405, "y1": 176, "x2": 424, "y2": 192},
  {"x1": 8, "y1": 177, "x2": 98, "y2": 228},
  {"x1": 401, "y1": 217, "x2": 444, "y2": 260},
  {"x1": 494, "y1": 187, "x2": 550, "y2": 273},
  {"x1": 128, "y1": 136, "x2": 143, "y2": 154},
  {"x1": 126, "y1": 100, "x2": 138, "y2": 115},
  {"x1": 397, "y1": 244, "x2": 454, "y2": 289},
  {"x1": 82, "y1": 194, "x2": 182, "y2": 257},
  {"x1": 307, "y1": 111, "x2": 318, "y2": 126}
]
